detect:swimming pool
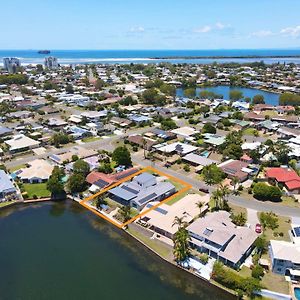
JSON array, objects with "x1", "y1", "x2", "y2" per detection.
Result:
[
  {"x1": 201, "y1": 150, "x2": 210, "y2": 158},
  {"x1": 295, "y1": 287, "x2": 300, "y2": 300}
]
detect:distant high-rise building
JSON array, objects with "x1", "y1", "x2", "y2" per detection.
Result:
[
  {"x1": 44, "y1": 56, "x2": 58, "y2": 69},
  {"x1": 3, "y1": 57, "x2": 21, "y2": 73}
]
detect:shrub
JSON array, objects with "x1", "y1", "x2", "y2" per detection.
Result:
[
  {"x1": 199, "y1": 253, "x2": 209, "y2": 264},
  {"x1": 251, "y1": 264, "x2": 264, "y2": 279}
]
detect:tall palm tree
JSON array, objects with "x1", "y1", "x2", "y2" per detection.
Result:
[{"x1": 231, "y1": 176, "x2": 239, "y2": 195}]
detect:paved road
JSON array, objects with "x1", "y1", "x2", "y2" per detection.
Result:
[
  {"x1": 132, "y1": 153, "x2": 300, "y2": 218},
  {"x1": 5, "y1": 126, "x2": 154, "y2": 169},
  {"x1": 5, "y1": 127, "x2": 300, "y2": 218}
]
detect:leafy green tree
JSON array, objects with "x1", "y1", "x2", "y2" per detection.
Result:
[
  {"x1": 254, "y1": 235, "x2": 268, "y2": 254},
  {"x1": 73, "y1": 159, "x2": 90, "y2": 176},
  {"x1": 98, "y1": 162, "x2": 113, "y2": 174},
  {"x1": 119, "y1": 205, "x2": 131, "y2": 222},
  {"x1": 279, "y1": 92, "x2": 300, "y2": 106},
  {"x1": 252, "y1": 183, "x2": 282, "y2": 202},
  {"x1": 202, "y1": 123, "x2": 216, "y2": 134},
  {"x1": 223, "y1": 144, "x2": 243, "y2": 160},
  {"x1": 65, "y1": 84, "x2": 74, "y2": 94},
  {"x1": 112, "y1": 146, "x2": 132, "y2": 167},
  {"x1": 47, "y1": 166, "x2": 66, "y2": 199},
  {"x1": 160, "y1": 118, "x2": 177, "y2": 130},
  {"x1": 251, "y1": 265, "x2": 264, "y2": 279},
  {"x1": 231, "y1": 212, "x2": 247, "y2": 226},
  {"x1": 184, "y1": 88, "x2": 196, "y2": 98},
  {"x1": 252, "y1": 94, "x2": 265, "y2": 104},
  {"x1": 68, "y1": 173, "x2": 86, "y2": 193},
  {"x1": 229, "y1": 90, "x2": 243, "y2": 101},
  {"x1": 259, "y1": 212, "x2": 279, "y2": 231},
  {"x1": 202, "y1": 164, "x2": 224, "y2": 185}
]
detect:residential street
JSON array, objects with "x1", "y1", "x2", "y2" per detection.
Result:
[{"x1": 132, "y1": 153, "x2": 300, "y2": 218}]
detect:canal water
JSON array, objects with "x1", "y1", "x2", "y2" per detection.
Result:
[
  {"x1": 177, "y1": 85, "x2": 280, "y2": 105},
  {"x1": 0, "y1": 201, "x2": 234, "y2": 300}
]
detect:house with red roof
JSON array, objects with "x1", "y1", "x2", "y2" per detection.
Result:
[
  {"x1": 265, "y1": 167, "x2": 300, "y2": 194},
  {"x1": 86, "y1": 167, "x2": 139, "y2": 192}
]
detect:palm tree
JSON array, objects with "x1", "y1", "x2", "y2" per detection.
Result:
[
  {"x1": 172, "y1": 216, "x2": 186, "y2": 229},
  {"x1": 211, "y1": 189, "x2": 223, "y2": 211},
  {"x1": 119, "y1": 205, "x2": 131, "y2": 222},
  {"x1": 231, "y1": 176, "x2": 240, "y2": 195},
  {"x1": 196, "y1": 201, "x2": 204, "y2": 217},
  {"x1": 173, "y1": 226, "x2": 191, "y2": 262}
]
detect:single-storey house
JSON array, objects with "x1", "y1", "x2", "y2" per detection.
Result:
[
  {"x1": 265, "y1": 167, "x2": 300, "y2": 194},
  {"x1": 137, "y1": 194, "x2": 209, "y2": 240},
  {"x1": 5, "y1": 134, "x2": 40, "y2": 153},
  {"x1": 18, "y1": 159, "x2": 54, "y2": 183}
]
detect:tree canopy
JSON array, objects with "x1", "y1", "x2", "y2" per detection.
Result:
[{"x1": 112, "y1": 146, "x2": 132, "y2": 167}]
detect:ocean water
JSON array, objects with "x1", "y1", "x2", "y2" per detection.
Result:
[{"x1": 0, "y1": 49, "x2": 300, "y2": 65}]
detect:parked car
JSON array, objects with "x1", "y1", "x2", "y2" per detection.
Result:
[
  {"x1": 255, "y1": 223, "x2": 262, "y2": 234},
  {"x1": 199, "y1": 187, "x2": 209, "y2": 193}
]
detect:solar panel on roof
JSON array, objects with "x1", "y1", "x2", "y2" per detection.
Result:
[
  {"x1": 138, "y1": 193, "x2": 157, "y2": 205},
  {"x1": 294, "y1": 227, "x2": 300, "y2": 237},
  {"x1": 115, "y1": 168, "x2": 137, "y2": 180},
  {"x1": 121, "y1": 185, "x2": 139, "y2": 194},
  {"x1": 146, "y1": 204, "x2": 168, "y2": 215},
  {"x1": 94, "y1": 179, "x2": 109, "y2": 188}
]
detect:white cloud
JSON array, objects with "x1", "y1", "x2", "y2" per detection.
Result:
[
  {"x1": 280, "y1": 25, "x2": 300, "y2": 37},
  {"x1": 215, "y1": 22, "x2": 227, "y2": 30},
  {"x1": 129, "y1": 26, "x2": 145, "y2": 33},
  {"x1": 252, "y1": 30, "x2": 273, "y2": 37},
  {"x1": 194, "y1": 25, "x2": 211, "y2": 33}
]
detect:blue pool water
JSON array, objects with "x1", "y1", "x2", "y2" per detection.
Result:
[
  {"x1": 201, "y1": 150, "x2": 210, "y2": 158},
  {"x1": 295, "y1": 287, "x2": 300, "y2": 300}
]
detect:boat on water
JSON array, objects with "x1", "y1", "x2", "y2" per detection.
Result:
[{"x1": 38, "y1": 50, "x2": 50, "y2": 54}]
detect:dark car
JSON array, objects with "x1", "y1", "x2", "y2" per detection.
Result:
[{"x1": 199, "y1": 187, "x2": 209, "y2": 193}]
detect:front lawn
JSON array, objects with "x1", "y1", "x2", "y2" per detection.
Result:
[
  {"x1": 82, "y1": 136, "x2": 101, "y2": 143},
  {"x1": 258, "y1": 213, "x2": 291, "y2": 242},
  {"x1": 23, "y1": 183, "x2": 51, "y2": 198}
]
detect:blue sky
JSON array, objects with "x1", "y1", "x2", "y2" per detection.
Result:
[{"x1": 2, "y1": 0, "x2": 300, "y2": 49}]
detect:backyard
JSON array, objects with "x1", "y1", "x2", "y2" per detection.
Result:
[{"x1": 23, "y1": 183, "x2": 51, "y2": 199}]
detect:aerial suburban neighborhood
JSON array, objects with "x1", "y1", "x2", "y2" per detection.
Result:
[{"x1": 1, "y1": 52, "x2": 300, "y2": 300}]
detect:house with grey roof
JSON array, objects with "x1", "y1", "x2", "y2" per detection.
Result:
[
  {"x1": 0, "y1": 170, "x2": 17, "y2": 200},
  {"x1": 108, "y1": 173, "x2": 176, "y2": 211},
  {"x1": 187, "y1": 211, "x2": 257, "y2": 269}
]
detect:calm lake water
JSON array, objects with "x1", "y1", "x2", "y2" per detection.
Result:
[
  {"x1": 0, "y1": 201, "x2": 234, "y2": 300},
  {"x1": 177, "y1": 85, "x2": 280, "y2": 105}
]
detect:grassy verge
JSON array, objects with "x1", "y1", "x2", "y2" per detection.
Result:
[
  {"x1": 82, "y1": 136, "x2": 101, "y2": 143},
  {"x1": 258, "y1": 213, "x2": 291, "y2": 242},
  {"x1": 127, "y1": 227, "x2": 172, "y2": 260},
  {"x1": 261, "y1": 271, "x2": 290, "y2": 294},
  {"x1": 0, "y1": 201, "x2": 16, "y2": 208},
  {"x1": 23, "y1": 183, "x2": 51, "y2": 198},
  {"x1": 9, "y1": 164, "x2": 27, "y2": 172}
]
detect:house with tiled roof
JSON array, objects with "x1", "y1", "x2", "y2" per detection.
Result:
[{"x1": 265, "y1": 167, "x2": 300, "y2": 194}]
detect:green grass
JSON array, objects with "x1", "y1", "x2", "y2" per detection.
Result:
[
  {"x1": 261, "y1": 271, "x2": 290, "y2": 294},
  {"x1": 281, "y1": 196, "x2": 300, "y2": 208},
  {"x1": 258, "y1": 213, "x2": 291, "y2": 242},
  {"x1": 82, "y1": 136, "x2": 101, "y2": 143},
  {"x1": 23, "y1": 183, "x2": 51, "y2": 198},
  {"x1": 0, "y1": 201, "x2": 16, "y2": 208},
  {"x1": 127, "y1": 227, "x2": 172, "y2": 259},
  {"x1": 9, "y1": 164, "x2": 27, "y2": 172},
  {"x1": 242, "y1": 128, "x2": 259, "y2": 136},
  {"x1": 166, "y1": 190, "x2": 189, "y2": 205}
]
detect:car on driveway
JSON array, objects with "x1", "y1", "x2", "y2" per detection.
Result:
[{"x1": 255, "y1": 223, "x2": 262, "y2": 234}]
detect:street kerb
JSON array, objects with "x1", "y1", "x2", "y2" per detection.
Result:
[{"x1": 79, "y1": 166, "x2": 192, "y2": 229}]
